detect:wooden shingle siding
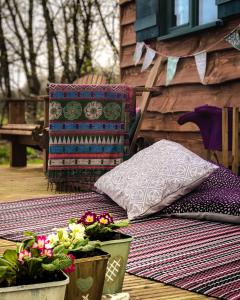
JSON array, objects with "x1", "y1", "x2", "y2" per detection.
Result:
[
  {"x1": 119, "y1": 0, "x2": 240, "y2": 158},
  {"x1": 121, "y1": 49, "x2": 240, "y2": 86}
]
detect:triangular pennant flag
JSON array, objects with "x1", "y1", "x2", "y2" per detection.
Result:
[
  {"x1": 166, "y1": 56, "x2": 179, "y2": 86},
  {"x1": 194, "y1": 51, "x2": 207, "y2": 83},
  {"x1": 133, "y1": 42, "x2": 145, "y2": 65},
  {"x1": 225, "y1": 30, "x2": 240, "y2": 50},
  {"x1": 141, "y1": 47, "x2": 156, "y2": 72}
]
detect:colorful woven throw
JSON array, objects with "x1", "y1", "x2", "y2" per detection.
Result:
[{"x1": 48, "y1": 83, "x2": 136, "y2": 191}]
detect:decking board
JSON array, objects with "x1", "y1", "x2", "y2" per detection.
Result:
[{"x1": 0, "y1": 165, "x2": 216, "y2": 299}]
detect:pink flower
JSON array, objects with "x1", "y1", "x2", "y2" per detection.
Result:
[
  {"x1": 36, "y1": 235, "x2": 47, "y2": 250},
  {"x1": 64, "y1": 254, "x2": 75, "y2": 273},
  {"x1": 79, "y1": 211, "x2": 97, "y2": 226},
  {"x1": 40, "y1": 248, "x2": 53, "y2": 257},
  {"x1": 18, "y1": 250, "x2": 32, "y2": 263}
]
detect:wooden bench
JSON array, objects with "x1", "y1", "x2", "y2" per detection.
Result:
[{"x1": 0, "y1": 98, "x2": 46, "y2": 167}]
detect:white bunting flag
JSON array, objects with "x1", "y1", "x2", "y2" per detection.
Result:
[
  {"x1": 194, "y1": 51, "x2": 207, "y2": 83},
  {"x1": 166, "y1": 56, "x2": 179, "y2": 86},
  {"x1": 133, "y1": 42, "x2": 145, "y2": 65},
  {"x1": 225, "y1": 30, "x2": 240, "y2": 51},
  {"x1": 141, "y1": 47, "x2": 156, "y2": 72}
]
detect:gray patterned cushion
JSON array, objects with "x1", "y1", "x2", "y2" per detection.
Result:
[{"x1": 94, "y1": 140, "x2": 218, "y2": 220}]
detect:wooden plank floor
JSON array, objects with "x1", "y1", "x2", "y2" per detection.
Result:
[{"x1": 0, "y1": 165, "x2": 216, "y2": 300}]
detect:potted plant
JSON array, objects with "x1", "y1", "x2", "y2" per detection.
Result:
[
  {"x1": 0, "y1": 232, "x2": 72, "y2": 300},
  {"x1": 72, "y1": 211, "x2": 132, "y2": 295},
  {"x1": 49, "y1": 222, "x2": 110, "y2": 300}
]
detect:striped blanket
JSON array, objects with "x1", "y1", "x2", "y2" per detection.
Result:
[
  {"x1": 0, "y1": 193, "x2": 240, "y2": 299},
  {"x1": 48, "y1": 84, "x2": 136, "y2": 191}
]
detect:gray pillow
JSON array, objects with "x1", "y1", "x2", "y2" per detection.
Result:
[{"x1": 94, "y1": 140, "x2": 218, "y2": 220}]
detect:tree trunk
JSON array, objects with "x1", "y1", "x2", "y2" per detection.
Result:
[
  {"x1": 41, "y1": 0, "x2": 55, "y2": 83},
  {"x1": 0, "y1": 2, "x2": 12, "y2": 98}
]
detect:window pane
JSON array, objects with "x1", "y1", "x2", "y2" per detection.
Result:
[
  {"x1": 199, "y1": 0, "x2": 218, "y2": 25},
  {"x1": 174, "y1": 0, "x2": 189, "y2": 26}
]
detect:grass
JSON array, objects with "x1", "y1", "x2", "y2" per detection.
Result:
[{"x1": 0, "y1": 142, "x2": 43, "y2": 165}]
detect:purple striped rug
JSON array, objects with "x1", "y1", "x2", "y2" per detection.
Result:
[{"x1": 1, "y1": 193, "x2": 240, "y2": 300}]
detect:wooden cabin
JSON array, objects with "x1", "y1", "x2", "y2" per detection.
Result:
[{"x1": 119, "y1": 0, "x2": 240, "y2": 158}]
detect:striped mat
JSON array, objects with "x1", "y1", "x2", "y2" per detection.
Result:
[{"x1": 0, "y1": 193, "x2": 240, "y2": 300}]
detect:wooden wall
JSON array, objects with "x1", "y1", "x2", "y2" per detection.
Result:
[{"x1": 119, "y1": 0, "x2": 240, "y2": 158}]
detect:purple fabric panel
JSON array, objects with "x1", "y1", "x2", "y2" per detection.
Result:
[
  {"x1": 178, "y1": 105, "x2": 233, "y2": 151},
  {"x1": 161, "y1": 166, "x2": 240, "y2": 223}
]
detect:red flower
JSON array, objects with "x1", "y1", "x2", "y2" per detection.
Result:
[
  {"x1": 103, "y1": 212, "x2": 114, "y2": 224},
  {"x1": 79, "y1": 211, "x2": 97, "y2": 226},
  {"x1": 64, "y1": 254, "x2": 75, "y2": 273},
  {"x1": 98, "y1": 214, "x2": 110, "y2": 225}
]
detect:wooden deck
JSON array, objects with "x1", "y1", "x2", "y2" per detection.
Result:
[{"x1": 0, "y1": 165, "x2": 216, "y2": 299}]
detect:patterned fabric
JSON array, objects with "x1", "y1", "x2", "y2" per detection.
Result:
[
  {"x1": 95, "y1": 140, "x2": 218, "y2": 220},
  {"x1": 161, "y1": 165, "x2": 240, "y2": 224},
  {"x1": 0, "y1": 194, "x2": 240, "y2": 299},
  {"x1": 48, "y1": 83, "x2": 136, "y2": 191}
]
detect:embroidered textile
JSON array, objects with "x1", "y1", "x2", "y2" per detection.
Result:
[{"x1": 48, "y1": 84, "x2": 136, "y2": 191}]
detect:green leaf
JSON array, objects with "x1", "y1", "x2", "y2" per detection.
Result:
[
  {"x1": 79, "y1": 243, "x2": 97, "y2": 252},
  {"x1": 85, "y1": 222, "x2": 99, "y2": 231},
  {"x1": 54, "y1": 254, "x2": 72, "y2": 270},
  {"x1": 42, "y1": 262, "x2": 57, "y2": 272},
  {"x1": 53, "y1": 244, "x2": 65, "y2": 254},
  {"x1": 72, "y1": 239, "x2": 88, "y2": 249},
  {"x1": 0, "y1": 266, "x2": 8, "y2": 277},
  {"x1": 3, "y1": 250, "x2": 17, "y2": 265},
  {"x1": 0, "y1": 257, "x2": 16, "y2": 269},
  {"x1": 23, "y1": 231, "x2": 35, "y2": 237},
  {"x1": 111, "y1": 219, "x2": 129, "y2": 228},
  {"x1": 69, "y1": 218, "x2": 78, "y2": 224}
]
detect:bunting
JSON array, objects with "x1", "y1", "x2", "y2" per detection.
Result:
[
  {"x1": 133, "y1": 42, "x2": 145, "y2": 65},
  {"x1": 141, "y1": 47, "x2": 156, "y2": 72},
  {"x1": 166, "y1": 57, "x2": 179, "y2": 86},
  {"x1": 194, "y1": 51, "x2": 207, "y2": 83},
  {"x1": 225, "y1": 30, "x2": 240, "y2": 51},
  {"x1": 133, "y1": 24, "x2": 240, "y2": 86}
]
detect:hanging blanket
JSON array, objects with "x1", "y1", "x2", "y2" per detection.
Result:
[{"x1": 47, "y1": 83, "x2": 136, "y2": 191}]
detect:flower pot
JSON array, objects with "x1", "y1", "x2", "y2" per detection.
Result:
[
  {"x1": 64, "y1": 249, "x2": 110, "y2": 300},
  {"x1": 99, "y1": 232, "x2": 132, "y2": 295},
  {"x1": 0, "y1": 272, "x2": 69, "y2": 300}
]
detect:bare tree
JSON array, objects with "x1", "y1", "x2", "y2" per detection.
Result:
[
  {"x1": 0, "y1": 1, "x2": 11, "y2": 98},
  {"x1": 41, "y1": 0, "x2": 55, "y2": 82}
]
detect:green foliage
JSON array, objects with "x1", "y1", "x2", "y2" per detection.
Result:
[
  {"x1": 85, "y1": 220, "x2": 129, "y2": 241},
  {"x1": 0, "y1": 143, "x2": 9, "y2": 164},
  {"x1": 0, "y1": 234, "x2": 73, "y2": 287},
  {"x1": 0, "y1": 143, "x2": 43, "y2": 165}
]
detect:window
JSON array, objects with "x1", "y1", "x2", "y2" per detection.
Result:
[
  {"x1": 135, "y1": 0, "x2": 240, "y2": 42},
  {"x1": 165, "y1": 0, "x2": 218, "y2": 37}
]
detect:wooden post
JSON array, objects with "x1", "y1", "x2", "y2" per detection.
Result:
[
  {"x1": 222, "y1": 107, "x2": 229, "y2": 168},
  {"x1": 232, "y1": 107, "x2": 239, "y2": 175},
  {"x1": 130, "y1": 56, "x2": 164, "y2": 154},
  {"x1": 8, "y1": 100, "x2": 27, "y2": 167}
]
